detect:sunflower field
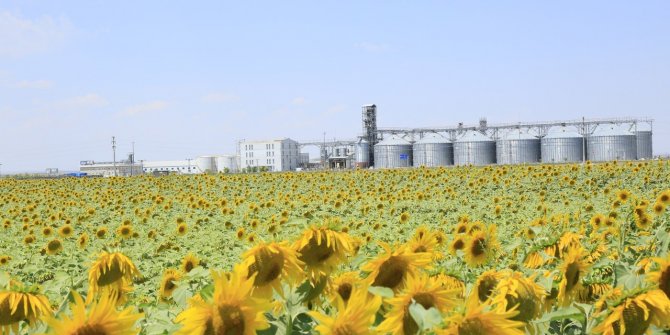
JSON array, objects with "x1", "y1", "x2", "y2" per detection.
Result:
[{"x1": 1, "y1": 160, "x2": 670, "y2": 334}]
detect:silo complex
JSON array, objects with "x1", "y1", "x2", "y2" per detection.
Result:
[
  {"x1": 586, "y1": 124, "x2": 637, "y2": 162},
  {"x1": 453, "y1": 131, "x2": 496, "y2": 166},
  {"x1": 496, "y1": 130, "x2": 540, "y2": 165},
  {"x1": 373, "y1": 135, "x2": 413, "y2": 168},
  {"x1": 354, "y1": 139, "x2": 370, "y2": 168},
  {"x1": 412, "y1": 133, "x2": 453, "y2": 167},
  {"x1": 541, "y1": 127, "x2": 584, "y2": 163},
  {"x1": 635, "y1": 122, "x2": 653, "y2": 159}
]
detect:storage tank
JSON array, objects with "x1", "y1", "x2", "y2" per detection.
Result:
[
  {"x1": 412, "y1": 133, "x2": 453, "y2": 167},
  {"x1": 215, "y1": 155, "x2": 239, "y2": 173},
  {"x1": 354, "y1": 139, "x2": 370, "y2": 168},
  {"x1": 373, "y1": 135, "x2": 413, "y2": 168},
  {"x1": 195, "y1": 156, "x2": 216, "y2": 173},
  {"x1": 586, "y1": 124, "x2": 637, "y2": 162},
  {"x1": 634, "y1": 122, "x2": 653, "y2": 159},
  {"x1": 453, "y1": 131, "x2": 496, "y2": 166},
  {"x1": 541, "y1": 126, "x2": 584, "y2": 163},
  {"x1": 496, "y1": 129, "x2": 540, "y2": 165}
]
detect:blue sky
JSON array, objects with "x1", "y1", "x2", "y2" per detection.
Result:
[{"x1": 1, "y1": 1, "x2": 669, "y2": 172}]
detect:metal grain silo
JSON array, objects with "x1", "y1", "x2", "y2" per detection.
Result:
[
  {"x1": 453, "y1": 131, "x2": 496, "y2": 166},
  {"x1": 373, "y1": 135, "x2": 413, "y2": 168},
  {"x1": 412, "y1": 133, "x2": 453, "y2": 167},
  {"x1": 496, "y1": 129, "x2": 540, "y2": 165},
  {"x1": 354, "y1": 139, "x2": 370, "y2": 168},
  {"x1": 634, "y1": 122, "x2": 653, "y2": 159},
  {"x1": 541, "y1": 126, "x2": 584, "y2": 163},
  {"x1": 586, "y1": 124, "x2": 637, "y2": 162}
]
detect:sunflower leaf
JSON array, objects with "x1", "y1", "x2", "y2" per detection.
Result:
[
  {"x1": 368, "y1": 286, "x2": 394, "y2": 298},
  {"x1": 408, "y1": 302, "x2": 442, "y2": 331}
]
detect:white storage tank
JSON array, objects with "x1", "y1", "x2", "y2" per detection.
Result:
[
  {"x1": 496, "y1": 129, "x2": 540, "y2": 165},
  {"x1": 634, "y1": 122, "x2": 653, "y2": 159},
  {"x1": 373, "y1": 135, "x2": 413, "y2": 169},
  {"x1": 215, "y1": 155, "x2": 239, "y2": 173},
  {"x1": 412, "y1": 132, "x2": 453, "y2": 167},
  {"x1": 541, "y1": 126, "x2": 584, "y2": 163},
  {"x1": 453, "y1": 131, "x2": 496, "y2": 166},
  {"x1": 586, "y1": 124, "x2": 637, "y2": 162},
  {"x1": 195, "y1": 156, "x2": 216, "y2": 173}
]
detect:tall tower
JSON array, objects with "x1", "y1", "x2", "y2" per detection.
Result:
[{"x1": 362, "y1": 104, "x2": 378, "y2": 166}]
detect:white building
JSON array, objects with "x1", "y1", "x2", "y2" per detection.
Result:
[
  {"x1": 142, "y1": 160, "x2": 198, "y2": 175},
  {"x1": 80, "y1": 161, "x2": 143, "y2": 177},
  {"x1": 239, "y1": 138, "x2": 300, "y2": 172}
]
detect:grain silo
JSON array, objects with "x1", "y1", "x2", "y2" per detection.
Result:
[
  {"x1": 541, "y1": 126, "x2": 584, "y2": 163},
  {"x1": 453, "y1": 131, "x2": 496, "y2": 166},
  {"x1": 412, "y1": 132, "x2": 453, "y2": 167},
  {"x1": 496, "y1": 129, "x2": 540, "y2": 165},
  {"x1": 634, "y1": 122, "x2": 653, "y2": 159},
  {"x1": 586, "y1": 124, "x2": 637, "y2": 162},
  {"x1": 373, "y1": 135, "x2": 413, "y2": 168},
  {"x1": 354, "y1": 138, "x2": 370, "y2": 168}
]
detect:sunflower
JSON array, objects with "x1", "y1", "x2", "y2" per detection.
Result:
[
  {"x1": 593, "y1": 289, "x2": 670, "y2": 335},
  {"x1": 177, "y1": 223, "x2": 188, "y2": 236},
  {"x1": 23, "y1": 235, "x2": 36, "y2": 245},
  {"x1": 0, "y1": 285, "x2": 52, "y2": 334},
  {"x1": 557, "y1": 246, "x2": 590, "y2": 306},
  {"x1": 293, "y1": 226, "x2": 354, "y2": 280},
  {"x1": 181, "y1": 253, "x2": 200, "y2": 273},
  {"x1": 657, "y1": 190, "x2": 670, "y2": 205},
  {"x1": 0, "y1": 256, "x2": 10, "y2": 266},
  {"x1": 362, "y1": 242, "x2": 432, "y2": 292},
  {"x1": 327, "y1": 271, "x2": 360, "y2": 304},
  {"x1": 616, "y1": 190, "x2": 631, "y2": 203},
  {"x1": 454, "y1": 221, "x2": 468, "y2": 234},
  {"x1": 439, "y1": 305, "x2": 525, "y2": 335},
  {"x1": 309, "y1": 286, "x2": 381, "y2": 335},
  {"x1": 377, "y1": 274, "x2": 460, "y2": 335},
  {"x1": 42, "y1": 226, "x2": 53, "y2": 237},
  {"x1": 77, "y1": 233, "x2": 88, "y2": 249},
  {"x1": 449, "y1": 236, "x2": 467, "y2": 255},
  {"x1": 58, "y1": 224, "x2": 74, "y2": 238},
  {"x1": 243, "y1": 242, "x2": 303, "y2": 298},
  {"x1": 96, "y1": 227, "x2": 107, "y2": 238},
  {"x1": 45, "y1": 290, "x2": 142, "y2": 335},
  {"x1": 174, "y1": 265, "x2": 271, "y2": 335},
  {"x1": 435, "y1": 273, "x2": 465, "y2": 298},
  {"x1": 578, "y1": 283, "x2": 612, "y2": 303},
  {"x1": 117, "y1": 225, "x2": 133, "y2": 239},
  {"x1": 464, "y1": 227, "x2": 498, "y2": 267},
  {"x1": 490, "y1": 272, "x2": 546, "y2": 323},
  {"x1": 399, "y1": 212, "x2": 411, "y2": 224},
  {"x1": 46, "y1": 238, "x2": 63, "y2": 255},
  {"x1": 160, "y1": 269, "x2": 182, "y2": 299},
  {"x1": 467, "y1": 270, "x2": 505, "y2": 309},
  {"x1": 523, "y1": 251, "x2": 544, "y2": 269},
  {"x1": 647, "y1": 254, "x2": 670, "y2": 299},
  {"x1": 652, "y1": 201, "x2": 665, "y2": 216},
  {"x1": 87, "y1": 251, "x2": 141, "y2": 303},
  {"x1": 406, "y1": 227, "x2": 442, "y2": 258}
]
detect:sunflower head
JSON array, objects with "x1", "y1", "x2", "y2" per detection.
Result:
[
  {"x1": 440, "y1": 305, "x2": 525, "y2": 335},
  {"x1": 647, "y1": 254, "x2": 670, "y2": 299},
  {"x1": 593, "y1": 289, "x2": 670, "y2": 335},
  {"x1": 160, "y1": 269, "x2": 182, "y2": 299},
  {"x1": 293, "y1": 226, "x2": 354, "y2": 280},
  {"x1": 181, "y1": 253, "x2": 200, "y2": 273},
  {"x1": 46, "y1": 239, "x2": 63, "y2": 255},
  {"x1": 309, "y1": 285, "x2": 382, "y2": 335},
  {"x1": 45, "y1": 290, "x2": 142, "y2": 335},
  {"x1": 243, "y1": 242, "x2": 303, "y2": 298},
  {"x1": 87, "y1": 251, "x2": 141, "y2": 301},
  {"x1": 362, "y1": 242, "x2": 433, "y2": 292},
  {"x1": 0, "y1": 284, "x2": 52, "y2": 334},
  {"x1": 490, "y1": 272, "x2": 546, "y2": 323},
  {"x1": 557, "y1": 246, "x2": 590, "y2": 306}
]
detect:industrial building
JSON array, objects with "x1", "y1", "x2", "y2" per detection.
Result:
[
  {"x1": 350, "y1": 105, "x2": 654, "y2": 169},
  {"x1": 79, "y1": 160, "x2": 143, "y2": 177},
  {"x1": 239, "y1": 138, "x2": 300, "y2": 172}
]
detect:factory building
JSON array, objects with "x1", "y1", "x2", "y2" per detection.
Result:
[
  {"x1": 142, "y1": 160, "x2": 198, "y2": 175},
  {"x1": 239, "y1": 138, "x2": 300, "y2": 172},
  {"x1": 79, "y1": 160, "x2": 143, "y2": 177}
]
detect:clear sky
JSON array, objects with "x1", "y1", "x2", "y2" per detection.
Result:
[{"x1": 1, "y1": 1, "x2": 669, "y2": 173}]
